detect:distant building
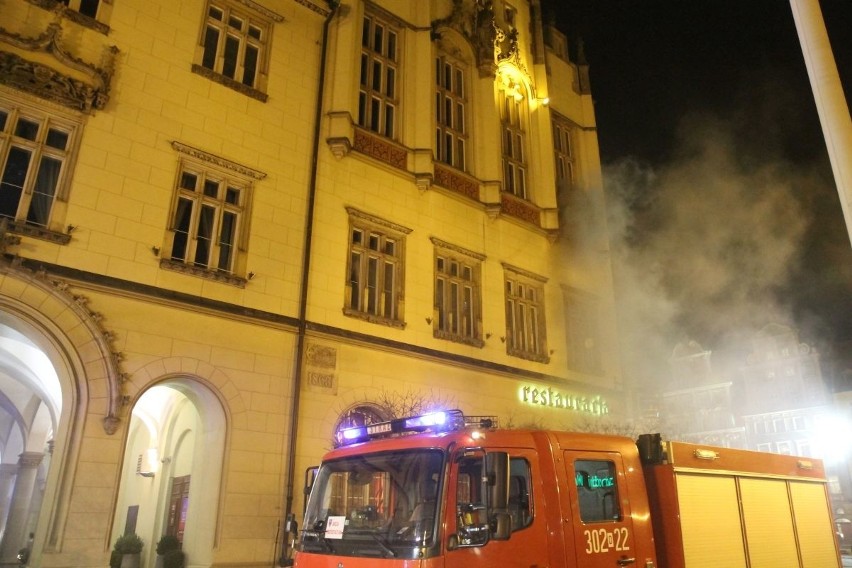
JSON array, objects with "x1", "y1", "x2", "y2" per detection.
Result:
[
  {"x1": 659, "y1": 339, "x2": 745, "y2": 448},
  {"x1": 0, "y1": 1, "x2": 623, "y2": 566}
]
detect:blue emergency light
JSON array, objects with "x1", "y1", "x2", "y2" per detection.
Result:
[{"x1": 336, "y1": 409, "x2": 470, "y2": 446}]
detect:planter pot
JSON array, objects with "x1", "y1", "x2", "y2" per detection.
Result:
[
  {"x1": 120, "y1": 553, "x2": 141, "y2": 568},
  {"x1": 155, "y1": 554, "x2": 165, "y2": 568}
]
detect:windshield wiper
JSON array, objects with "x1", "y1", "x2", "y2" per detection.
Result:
[{"x1": 368, "y1": 533, "x2": 396, "y2": 558}]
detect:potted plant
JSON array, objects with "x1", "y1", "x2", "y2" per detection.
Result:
[
  {"x1": 155, "y1": 535, "x2": 181, "y2": 568},
  {"x1": 110, "y1": 533, "x2": 144, "y2": 568},
  {"x1": 163, "y1": 549, "x2": 185, "y2": 568}
]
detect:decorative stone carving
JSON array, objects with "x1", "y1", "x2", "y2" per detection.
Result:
[
  {"x1": 353, "y1": 129, "x2": 407, "y2": 170},
  {"x1": 501, "y1": 192, "x2": 541, "y2": 226},
  {"x1": 0, "y1": 20, "x2": 118, "y2": 112},
  {"x1": 431, "y1": 0, "x2": 498, "y2": 77},
  {"x1": 171, "y1": 141, "x2": 267, "y2": 180},
  {"x1": 434, "y1": 164, "x2": 479, "y2": 200}
]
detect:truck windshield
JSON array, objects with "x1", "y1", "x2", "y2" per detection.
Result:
[{"x1": 301, "y1": 449, "x2": 444, "y2": 559}]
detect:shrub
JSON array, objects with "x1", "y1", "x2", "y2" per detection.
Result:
[
  {"x1": 156, "y1": 535, "x2": 181, "y2": 555},
  {"x1": 113, "y1": 533, "x2": 144, "y2": 554},
  {"x1": 109, "y1": 550, "x2": 122, "y2": 568},
  {"x1": 163, "y1": 549, "x2": 185, "y2": 568}
]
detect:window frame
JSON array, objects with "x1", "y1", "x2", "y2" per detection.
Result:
[
  {"x1": 431, "y1": 237, "x2": 484, "y2": 347},
  {"x1": 434, "y1": 54, "x2": 468, "y2": 171},
  {"x1": 503, "y1": 264, "x2": 549, "y2": 363},
  {"x1": 552, "y1": 117, "x2": 575, "y2": 189},
  {"x1": 499, "y1": 87, "x2": 528, "y2": 200},
  {"x1": 358, "y1": 12, "x2": 401, "y2": 140},
  {"x1": 192, "y1": 0, "x2": 283, "y2": 101},
  {"x1": 161, "y1": 142, "x2": 264, "y2": 287},
  {"x1": 343, "y1": 207, "x2": 411, "y2": 328},
  {"x1": 0, "y1": 93, "x2": 81, "y2": 241}
]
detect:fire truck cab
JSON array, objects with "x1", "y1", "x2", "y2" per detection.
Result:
[{"x1": 291, "y1": 410, "x2": 840, "y2": 568}]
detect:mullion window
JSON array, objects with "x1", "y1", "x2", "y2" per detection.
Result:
[
  {"x1": 201, "y1": 2, "x2": 266, "y2": 88},
  {"x1": 348, "y1": 228, "x2": 400, "y2": 320},
  {"x1": 501, "y1": 91, "x2": 527, "y2": 199},
  {"x1": 434, "y1": 251, "x2": 481, "y2": 344},
  {"x1": 170, "y1": 168, "x2": 243, "y2": 273},
  {"x1": 0, "y1": 104, "x2": 74, "y2": 228},
  {"x1": 505, "y1": 274, "x2": 547, "y2": 360},
  {"x1": 553, "y1": 120, "x2": 574, "y2": 187},
  {"x1": 435, "y1": 56, "x2": 467, "y2": 171},
  {"x1": 358, "y1": 15, "x2": 399, "y2": 139}
]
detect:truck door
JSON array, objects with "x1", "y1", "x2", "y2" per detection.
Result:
[
  {"x1": 445, "y1": 449, "x2": 548, "y2": 568},
  {"x1": 565, "y1": 451, "x2": 637, "y2": 568}
]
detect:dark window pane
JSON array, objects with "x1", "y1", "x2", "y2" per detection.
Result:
[
  {"x1": 360, "y1": 54, "x2": 368, "y2": 86},
  {"x1": 194, "y1": 205, "x2": 216, "y2": 266},
  {"x1": 228, "y1": 16, "x2": 242, "y2": 30},
  {"x1": 370, "y1": 98, "x2": 380, "y2": 131},
  {"x1": 383, "y1": 261, "x2": 394, "y2": 317},
  {"x1": 225, "y1": 187, "x2": 239, "y2": 204},
  {"x1": 171, "y1": 198, "x2": 193, "y2": 260},
  {"x1": 385, "y1": 67, "x2": 395, "y2": 98},
  {"x1": 349, "y1": 251, "x2": 361, "y2": 307},
  {"x1": 384, "y1": 105, "x2": 394, "y2": 138},
  {"x1": 223, "y1": 35, "x2": 240, "y2": 79},
  {"x1": 209, "y1": 6, "x2": 223, "y2": 20},
  {"x1": 180, "y1": 172, "x2": 197, "y2": 190},
  {"x1": 15, "y1": 119, "x2": 39, "y2": 141},
  {"x1": 202, "y1": 27, "x2": 219, "y2": 70},
  {"x1": 387, "y1": 31, "x2": 396, "y2": 60},
  {"x1": 248, "y1": 25, "x2": 262, "y2": 40},
  {"x1": 368, "y1": 234, "x2": 379, "y2": 251},
  {"x1": 362, "y1": 17, "x2": 370, "y2": 47},
  {"x1": 352, "y1": 228, "x2": 362, "y2": 245},
  {"x1": 358, "y1": 92, "x2": 367, "y2": 127},
  {"x1": 78, "y1": 0, "x2": 99, "y2": 18},
  {"x1": 367, "y1": 257, "x2": 378, "y2": 313},
  {"x1": 218, "y1": 210, "x2": 236, "y2": 271},
  {"x1": 373, "y1": 24, "x2": 383, "y2": 54},
  {"x1": 243, "y1": 44, "x2": 258, "y2": 86},
  {"x1": 372, "y1": 61, "x2": 382, "y2": 91},
  {"x1": 46, "y1": 128, "x2": 69, "y2": 150},
  {"x1": 26, "y1": 156, "x2": 62, "y2": 226},
  {"x1": 0, "y1": 111, "x2": 7, "y2": 131},
  {"x1": 204, "y1": 180, "x2": 219, "y2": 197}
]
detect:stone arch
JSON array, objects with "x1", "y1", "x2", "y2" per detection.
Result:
[
  {"x1": 0, "y1": 262, "x2": 123, "y2": 563},
  {"x1": 112, "y1": 371, "x2": 230, "y2": 568}
]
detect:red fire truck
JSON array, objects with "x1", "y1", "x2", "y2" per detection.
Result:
[{"x1": 289, "y1": 410, "x2": 840, "y2": 568}]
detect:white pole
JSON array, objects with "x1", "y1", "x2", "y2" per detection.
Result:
[{"x1": 790, "y1": 0, "x2": 852, "y2": 247}]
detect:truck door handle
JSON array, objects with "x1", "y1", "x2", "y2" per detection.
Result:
[{"x1": 616, "y1": 558, "x2": 636, "y2": 566}]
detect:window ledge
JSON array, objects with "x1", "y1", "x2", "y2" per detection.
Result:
[
  {"x1": 507, "y1": 347, "x2": 550, "y2": 364},
  {"x1": 2, "y1": 219, "x2": 71, "y2": 245},
  {"x1": 433, "y1": 329, "x2": 485, "y2": 349},
  {"x1": 27, "y1": 0, "x2": 111, "y2": 34},
  {"x1": 342, "y1": 307, "x2": 405, "y2": 329},
  {"x1": 191, "y1": 65, "x2": 268, "y2": 102},
  {"x1": 159, "y1": 258, "x2": 247, "y2": 288}
]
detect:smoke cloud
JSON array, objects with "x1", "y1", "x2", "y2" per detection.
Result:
[{"x1": 604, "y1": 112, "x2": 823, "y2": 388}]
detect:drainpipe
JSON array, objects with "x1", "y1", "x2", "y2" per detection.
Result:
[{"x1": 279, "y1": 1, "x2": 340, "y2": 565}]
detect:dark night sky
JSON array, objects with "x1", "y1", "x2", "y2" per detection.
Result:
[{"x1": 546, "y1": 1, "x2": 852, "y2": 384}]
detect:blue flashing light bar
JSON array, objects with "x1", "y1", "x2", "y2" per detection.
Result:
[{"x1": 336, "y1": 409, "x2": 468, "y2": 446}]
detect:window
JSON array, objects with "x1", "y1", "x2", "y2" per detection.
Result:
[
  {"x1": 432, "y1": 238, "x2": 483, "y2": 347},
  {"x1": 435, "y1": 56, "x2": 467, "y2": 170},
  {"x1": 508, "y1": 458, "x2": 532, "y2": 532},
  {"x1": 62, "y1": 0, "x2": 101, "y2": 19},
  {"x1": 500, "y1": 89, "x2": 528, "y2": 199},
  {"x1": 504, "y1": 265, "x2": 548, "y2": 362},
  {"x1": 574, "y1": 460, "x2": 620, "y2": 523},
  {"x1": 163, "y1": 142, "x2": 264, "y2": 285},
  {"x1": 359, "y1": 13, "x2": 400, "y2": 138},
  {"x1": 776, "y1": 441, "x2": 793, "y2": 455},
  {"x1": 344, "y1": 208, "x2": 411, "y2": 327},
  {"x1": 194, "y1": 0, "x2": 281, "y2": 99},
  {"x1": 552, "y1": 119, "x2": 574, "y2": 188},
  {"x1": 0, "y1": 96, "x2": 80, "y2": 234}
]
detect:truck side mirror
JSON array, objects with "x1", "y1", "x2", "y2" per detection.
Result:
[
  {"x1": 485, "y1": 452, "x2": 509, "y2": 510},
  {"x1": 485, "y1": 452, "x2": 511, "y2": 540},
  {"x1": 303, "y1": 466, "x2": 318, "y2": 514}
]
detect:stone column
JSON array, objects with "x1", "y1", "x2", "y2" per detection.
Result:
[
  {"x1": 0, "y1": 452, "x2": 43, "y2": 563},
  {"x1": 0, "y1": 464, "x2": 17, "y2": 540},
  {"x1": 790, "y1": 0, "x2": 852, "y2": 247}
]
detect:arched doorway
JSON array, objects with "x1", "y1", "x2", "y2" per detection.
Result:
[
  {"x1": 0, "y1": 321, "x2": 61, "y2": 562},
  {"x1": 112, "y1": 379, "x2": 226, "y2": 568}
]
